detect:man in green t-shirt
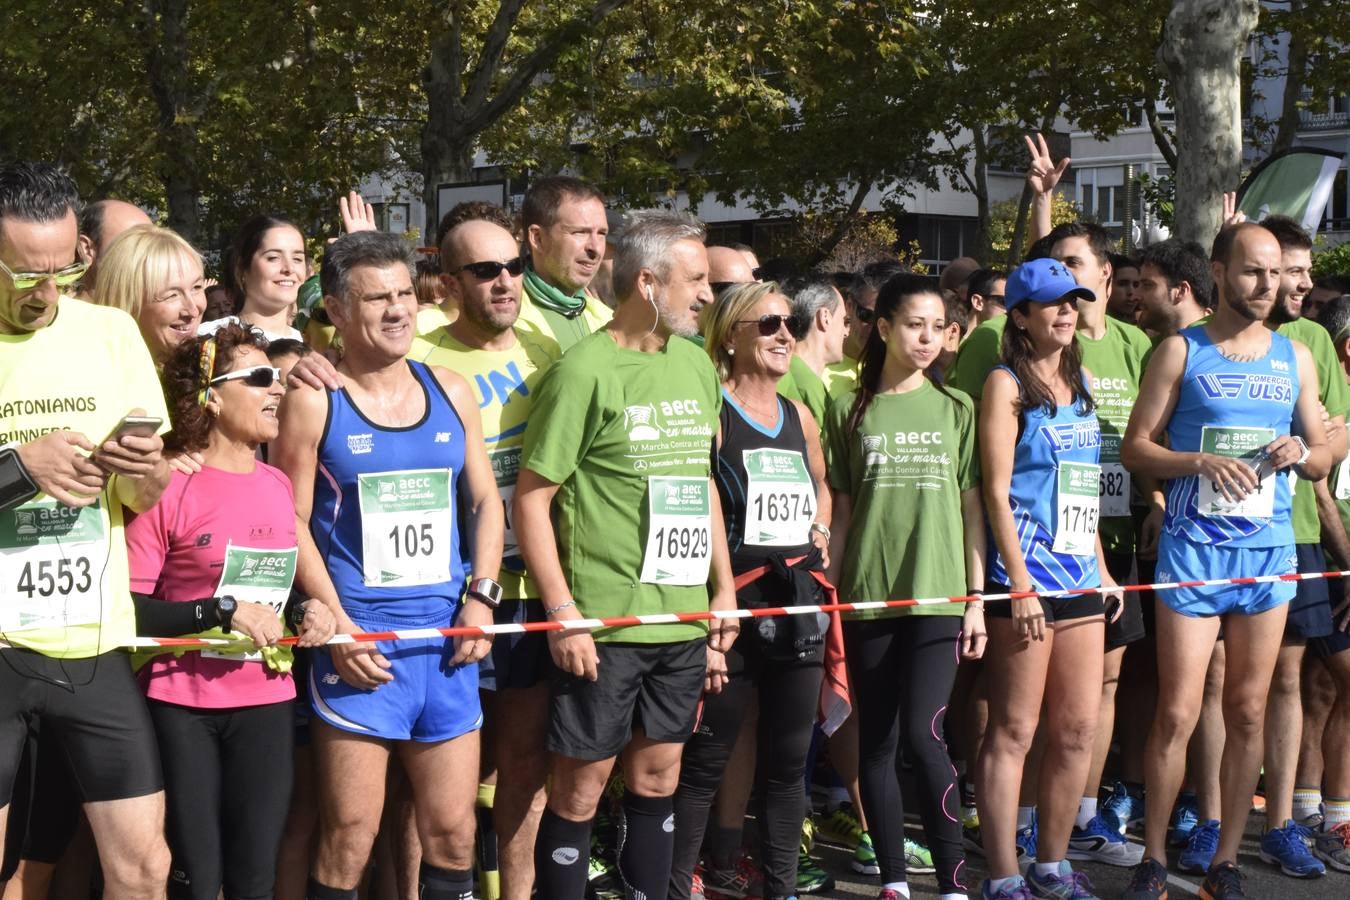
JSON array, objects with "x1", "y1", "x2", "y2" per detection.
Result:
[
  {"x1": 1254, "y1": 216, "x2": 1350, "y2": 875},
  {"x1": 779, "y1": 275, "x2": 847, "y2": 427},
  {"x1": 515, "y1": 210, "x2": 738, "y2": 900}
]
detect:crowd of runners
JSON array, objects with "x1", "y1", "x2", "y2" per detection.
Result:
[{"x1": 0, "y1": 137, "x2": 1347, "y2": 900}]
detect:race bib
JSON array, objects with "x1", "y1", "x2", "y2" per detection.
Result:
[
  {"x1": 358, "y1": 468, "x2": 453, "y2": 587},
  {"x1": 1197, "y1": 426, "x2": 1275, "y2": 518},
  {"x1": 640, "y1": 476, "x2": 713, "y2": 585},
  {"x1": 490, "y1": 447, "x2": 523, "y2": 573},
  {"x1": 1053, "y1": 462, "x2": 1101, "y2": 557},
  {"x1": 743, "y1": 448, "x2": 815, "y2": 547},
  {"x1": 0, "y1": 500, "x2": 108, "y2": 632},
  {"x1": 1336, "y1": 455, "x2": 1350, "y2": 501},
  {"x1": 1100, "y1": 463, "x2": 1131, "y2": 518},
  {"x1": 203, "y1": 544, "x2": 297, "y2": 662}
]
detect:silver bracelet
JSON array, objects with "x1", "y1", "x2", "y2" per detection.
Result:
[{"x1": 545, "y1": 600, "x2": 576, "y2": 616}]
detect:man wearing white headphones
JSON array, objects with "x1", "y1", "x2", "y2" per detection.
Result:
[{"x1": 515, "y1": 209, "x2": 739, "y2": 899}]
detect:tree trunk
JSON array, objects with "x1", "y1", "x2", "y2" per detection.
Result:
[
  {"x1": 1272, "y1": 0, "x2": 1307, "y2": 154},
  {"x1": 1158, "y1": 0, "x2": 1261, "y2": 247},
  {"x1": 1004, "y1": 180, "x2": 1034, "y2": 270},
  {"x1": 144, "y1": 0, "x2": 202, "y2": 243},
  {"x1": 420, "y1": 18, "x2": 475, "y2": 240},
  {"x1": 970, "y1": 127, "x2": 992, "y2": 264}
]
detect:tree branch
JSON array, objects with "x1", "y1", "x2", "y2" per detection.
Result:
[
  {"x1": 806, "y1": 176, "x2": 872, "y2": 268},
  {"x1": 1144, "y1": 99, "x2": 1178, "y2": 169},
  {"x1": 464, "y1": 0, "x2": 528, "y2": 110}
]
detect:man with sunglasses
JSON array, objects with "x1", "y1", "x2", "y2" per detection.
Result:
[
  {"x1": 409, "y1": 215, "x2": 561, "y2": 900},
  {"x1": 0, "y1": 162, "x2": 173, "y2": 900},
  {"x1": 517, "y1": 176, "x2": 613, "y2": 351},
  {"x1": 516, "y1": 210, "x2": 738, "y2": 900}
]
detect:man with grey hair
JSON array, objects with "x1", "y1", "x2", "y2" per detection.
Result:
[
  {"x1": 272, "y1": 230, "x2": 504, "y2": 900},
  {"x1": 778, "y1": 275, "x2": 847, "y2": 425},
  {"x1": 515, "y1": 210, "x2": 739, "y2": 898}
]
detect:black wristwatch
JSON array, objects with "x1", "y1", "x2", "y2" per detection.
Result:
[
  {"x1": 215, "y1": 596, "x2": 238, "y2": 632},
  {"x1": 465, "y1": 577, "x2": 503, "y2": 610}
]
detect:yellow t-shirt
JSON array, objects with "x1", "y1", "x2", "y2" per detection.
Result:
[
  {"x1": 515, "y1": 292, "x2": 613, "y2": 352},
  {"x1": 0, "y1": 298, "x2": 170, "y2": 658},
  {"x1": 823, "y1": 355, "x2": 860, "y2": 396},
  {"x1": 408, "y1": 326, "x2": 562, "y2": 600},
  {"x1": 416, "y1": 306, "x2": 453, "y2": 336}
]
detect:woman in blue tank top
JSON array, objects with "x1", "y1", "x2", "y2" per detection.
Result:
[{"x1": 974, "y1": 258, "x2": 1120, "y2": 900}]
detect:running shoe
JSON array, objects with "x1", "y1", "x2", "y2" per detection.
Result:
[
  {"x1": 1024, "y1": 860, "x2": 1101, "y2": 899},
  {"x1": 703, "y1": 853, "x2": 764, "y2": 898},
  {"x1": 1067, "y1": 814, "x2": 1145, "y2": 866},
  {"x1": 692, "y1": 864, "x2": 707, "y2": 900},
  {"x1": 981, "y1": 876, "x2": 1035, "y2": 900},
  {"x1": 1121, "y1": 857, "x2": 1169, "y2": 900},
  {"x1": 1177, "y1": 820, "x2": 1220, "y2": 875},
  {"x1": 795, "y1": 847, "x2": 834, "y2": 894},
  {"x1": 1101, "y1": 782, "x2": 1145, "y2": 835},
  {"x1": 800, "y1": 815, "x2": 815, "y2": 854},
  {"x1": 1313, "y1": 820, "x2": 1350, "y2": 873},
  {"x1": 852, "y1": 831, "x2": 880, "y2": 875},
  {"x1": 963, "y1": 820, "x2": 986, "y2": 857},
  {"x1": 905, "y1": 836, "x2": 936, "y2": 874},
  {"x1": 1301, "y1": 811, "x2": 1325, "y2": 830},
  {"x1": 1258, "y1": 819, "x2": 1325, "y2": 877},
  {"x1": 813, "y1": 802, "x2": 865, "y2": 846},
  {"x1": 878, "y1": 890, "x2": 906, "y2": 900},
  {"x1": 1198, "y1": 862, "x2": 1246, "y2": 900},
  {"x1": 1167, "y1": 795, "x2": 1199, "y2": 847},
  {"x1": 585, "y1": 857, "x2": 623, "y2": 900}
]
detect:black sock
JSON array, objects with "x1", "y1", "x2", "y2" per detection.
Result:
[
  {"x1": 618, "y1": 790, "x2": 676, "y2": 900},
  {"x1": 1125, "y1": 780, "x2": 1145, "y2": 799},
  {"x1": 535, "y1": 807, "x2": 593, "y2": 899},
  {"x1": 475, "y1": 803, "x2": 499, "y2": 874},
  {"x1": 307, "y1": 880, "x2": 358, "y2": 900},
  {"x1": 417, "y1": 863, "x2": 474, "y2": 900}
]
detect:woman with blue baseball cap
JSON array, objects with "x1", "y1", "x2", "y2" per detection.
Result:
[{"x1": 973, "y1": 257, "x2": 1122, "y2": 900}]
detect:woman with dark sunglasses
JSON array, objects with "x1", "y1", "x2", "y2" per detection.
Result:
[
  {"x1": 669, "y1": 282, "x2": 835, "y2": 900},
  {"x1": 124, "y1": 323, "x2": 336, "y2": 900}
]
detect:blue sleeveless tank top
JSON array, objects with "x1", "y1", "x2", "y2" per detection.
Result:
[
  {"x1": 987, "y1": 366, "x2": 1102, "y2": 592},
  {"x1": 312, "y1": 361, "x2": 468, "y2": 623},
  {"x1": 1161, "y1": 325, "x2": 1298, "y2": 548}
]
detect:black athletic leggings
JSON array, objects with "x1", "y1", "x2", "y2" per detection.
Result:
[
  {"x1": 670, "y1": 633, "x2": 823, "y2": 900},
  {"x1": 148, "y1": 698, "x2": 294, "y2": 900},
  {"x1": 845, "y1": 615, "x2": 966, "y2": 894}
]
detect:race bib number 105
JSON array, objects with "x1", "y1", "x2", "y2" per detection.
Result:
[{"x1": 358, "y1": 469, "x2": 453, "y2": 588}]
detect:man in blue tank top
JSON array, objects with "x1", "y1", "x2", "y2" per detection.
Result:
[
  {"x1": 1120, "y1": 223, "x2": 1332, "y2": 900},
  {"x1": 272, "y1": 232, "x2": 505, "y2": 900}
]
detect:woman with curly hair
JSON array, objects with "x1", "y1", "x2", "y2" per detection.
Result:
[{"x1": 125, "y1": 322, "x2": 336, "y2": 900}]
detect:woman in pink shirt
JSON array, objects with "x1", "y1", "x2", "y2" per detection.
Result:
[{"x1": 126, "y1": 322, "x2": 335, "y2": 900}]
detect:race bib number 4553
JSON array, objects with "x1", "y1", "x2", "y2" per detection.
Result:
[
  {"x1": 641, "y1": 476, "x2": 713, "y2": 586},
  {"x1": 0, "y1": 500, "x2": 108, "y2": 632},
  {"x1": 358, "y1": 469, "x2": 453, "y2": 588}
]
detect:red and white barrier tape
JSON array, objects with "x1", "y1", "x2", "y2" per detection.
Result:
[{"x1": 121, "y1": 568, "x2": 1349, "y2": 650}]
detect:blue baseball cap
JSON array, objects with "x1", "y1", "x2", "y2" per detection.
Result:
[{"x1": 1004, "y1": 258, "x2": 1096, "y2": 310}]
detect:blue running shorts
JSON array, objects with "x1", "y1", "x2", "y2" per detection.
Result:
[{"x1": 1155, "y1": 534, "x2": 1297, "y2": 618}]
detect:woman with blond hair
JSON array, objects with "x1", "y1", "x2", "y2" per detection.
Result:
[
  {"x1": 92, "y1": 223, "x2": 207, "y2": 366},
  {"x1": 670, "y1": 281, "x2": 832, "y2": 900}
]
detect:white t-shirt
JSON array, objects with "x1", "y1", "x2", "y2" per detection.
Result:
[{"x1": 198, "y1": 316, "x2": 302, "y2": 344}]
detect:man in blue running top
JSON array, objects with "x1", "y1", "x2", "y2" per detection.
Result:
[
  {"x1": 1120, "y1": 222, "x2": 1332, "y2": 900},
  {"x1": 272, "y1": 232, "x2": 504, "y2": 900}
]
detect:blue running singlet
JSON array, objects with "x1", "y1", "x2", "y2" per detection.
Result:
[
  {"x1": 311, "y1": 360, "x2": 468, "y2": 623},
  {"x1": 987, "y1": 366, "x2": 1102, "y2": 592},
  {"x1": 1161, "y1": 325, "x2": 1298, "y2": 548}
]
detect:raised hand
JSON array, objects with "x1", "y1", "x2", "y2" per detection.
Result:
[{"x1": 1024, "y1": 132, "x2": 1070, "y2": 197}]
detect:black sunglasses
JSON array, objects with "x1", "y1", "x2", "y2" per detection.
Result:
[
  {"x1": 210, "y1": 365, "x2": 282, "y2": 389},
  {"x1": 458, "y1": 257, "x2": 525, "y2": 280},
  {"x1": 853, "y1": 306, "x2": 876, "y2": 325},
  {"x1": 734, "y1": 313, "x2": 807, "y2": 340}
]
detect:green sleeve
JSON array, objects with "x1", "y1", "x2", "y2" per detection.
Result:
[
  {"x1": 1310, "y1": 327, "x2": 1350, "y2": 417},
  {"x1": 825, "y1": 392, "x2": 854, "y2": 493},
  {"x1": 520, "y1": 359, "x2": 603, "y2": 485},
  {"x1": 948, "y1": 323, "x2": 1002, "y2": 402},
  {"x1": 952, "y1": 389, "x2": 979, "y2": 492}
]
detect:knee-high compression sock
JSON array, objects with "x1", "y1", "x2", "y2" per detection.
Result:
[
  {"x1": 417, "y1": 863, "x2": 474, "y2": 900},
  {"x1": 535, "y1": 808, "x2": 593, "y2": 899},
  {"x1": 618, "y1": 790, "x2": 676, "y2": 900},
  {"x1": 307, "y1": 880, "x2": 358, "y2": 900},
  {"x1": 476, "y1": 783, "x2": 500, "y2": 900}
]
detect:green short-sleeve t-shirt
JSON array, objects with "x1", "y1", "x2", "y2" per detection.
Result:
[
  {"x1": 777, "y1": 355, "x2": 830, "y2": 427},
  {"x1": 1278, "y1": 317, "x2": 1350, "y2": 545},
  {"x1": 521, "y1": 330, "x2": 721, "y2": 643},
  {"x1": 1079, "y1": 317, "x2": 1151, "y2": 555},
  {"x1": 946, "y1": 318, "x2": 1006, "y2": 403},
  {"x1": 825, "y1": 381, "x2": 979, "y2": 619}
]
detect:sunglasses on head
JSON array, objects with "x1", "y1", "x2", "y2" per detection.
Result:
[
  {"x1": 210, "y1": 365, "x2": 282, "y2": 389},
  {"x1": 734, "y1": 313, "x2": 807, "y2": 340},
  {"x1": 457, "y1": 257, "x2": 524, "y2": 280},
  {"x1": 0, "y1": 258, "x2": 89, "y2": 291}
]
